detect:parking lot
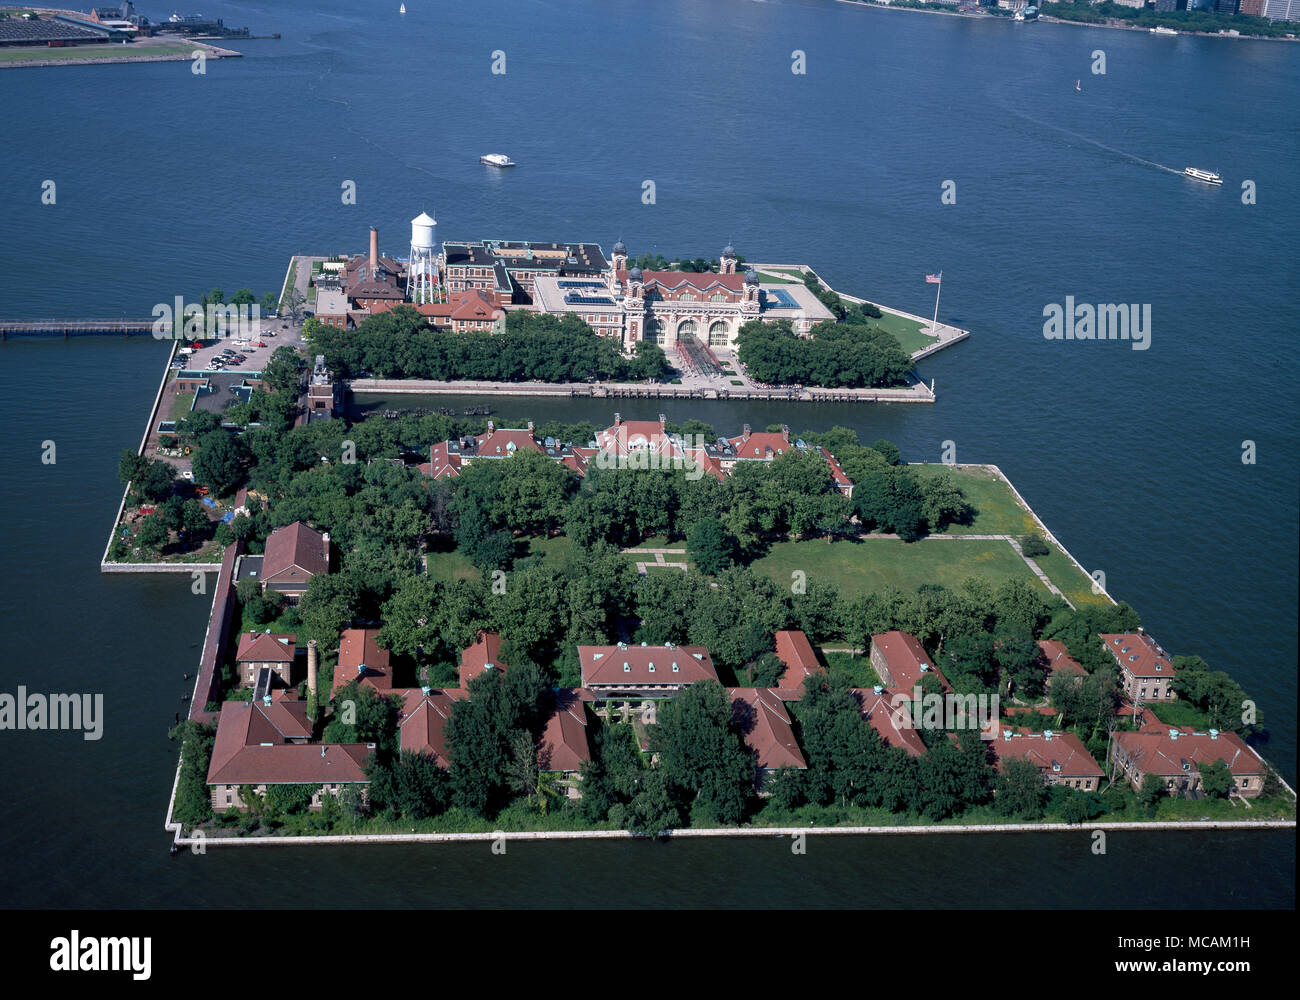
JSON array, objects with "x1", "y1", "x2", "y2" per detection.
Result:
[{"x1": 171, "y1": 314, "x2": 306, "y2": 374}]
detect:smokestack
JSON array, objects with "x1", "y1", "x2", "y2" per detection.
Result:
[
  {"x1": 742, "y1": 423, "x2": 752, "y2": 442},
  {"x1": 658, "y1": 413, "x2": 666, "y2": 431},
  {"x1": 307, "y1": 639, "x2": 319, "y2": 708},
  {"x1": 781, "y1": 424, "x2": 790, "y2": 443},
  {"x1": 369, "y1": 226, "x2": 379, "y2": 277}
]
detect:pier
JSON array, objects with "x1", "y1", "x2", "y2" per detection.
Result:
[
  {"x1": 349, "y1": 378, "x2": 936, "y2": 403},
  {"x1": 0, "y1": 318, "x2": 157, "y2": 338}
]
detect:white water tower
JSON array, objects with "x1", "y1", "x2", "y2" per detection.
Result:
[{"x1": 407, "y1": 210, "x2": 438, "y2": 304}]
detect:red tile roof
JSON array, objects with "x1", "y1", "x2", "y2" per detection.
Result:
[
  {"x1": 333, "y1": 628, "x2": 393, "y2": 696},
  {"x1": 539, "y1": 689, "x2": 591, "y2": 773},
  {"x1": 989, "y1": 728, "x2": 1103, "y2": 780},
  {"x1": 396, "y1": 687, "x2": 467, "y2": 767},
  {"x1": 459, "y1": 631, "x2": 506, "y2": 689},
  {"x1": 854, "y1": 688, "x2": 927, "y2": 757},
  {"x1": 872, "y1": 631, "x2": 951, "y2": 694},
  {"x1": 449, "y1": 288, "x2": 504, "y2": 321},
  {"x1": 1114, "y1": 725, "x2": 1265, "y2": 780},
  {"x1": 235, "y1": 631, "x2": 297, "y2": 663},
  {"x1": 207, "y1": 699, "x2": 369, "y2": 786},
  {"x1": 580, "y1": 643, "x2": 718, "y2": 687},
  {"x1": 618, "y1": 269, "x2": 746, "y2": 293},
  {"x1": 1100, "y1": 633, "x2": 1175, "y2": 679},
  {"x1": 262, "y1": 521, "x2": 329, "y2": 586},
  {"x1": 729, "y1": 687, "x2": 806, "y2": 771},
  {"x1": 1038, "y1": 639, "x2": 1085, "y2": 677},
  {"x1": 476, "y1": 426, "x2": 545, "y2": 458},
  {"x1": 728, "y1": 430, "x2": 791, "y2": 460},
  {"x1": 773, "y1": 630, "x2": 824, "y2": 691}
]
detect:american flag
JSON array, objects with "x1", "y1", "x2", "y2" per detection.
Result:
[{"x1": 925, "y1": 272, "x2": 942, "y2": 284}]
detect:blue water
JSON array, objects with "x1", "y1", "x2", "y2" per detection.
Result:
[{"x1": 0, "y1": 0, "x2": 1294, "y2": 907}]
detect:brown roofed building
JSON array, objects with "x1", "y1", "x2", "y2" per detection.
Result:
[
  {"x1": 206, "y1": 697, "x2": 370, "y2": 812},
  {"x1": 870, "y1": 631, "x2": 951, "y2": 695},
  {"x1": 459, "y1": 630, "x2": 507, "y2": 689},
  {"x1": 990, "y1": 728, "x2": 1104, "y2": 792},
  {"x1": 1037, "y1": 639, "x2": 1086, "y2": 691},
  {"x1": 235, "y1": 631, "x2": 297, "y2": 687},
  {"x1": 773, "y1": 629, "x2": 824, "y2": 697},
  {"x1": 539, "y1": 690, "x2": 592, "y2": 797},
  {"x1": 261, "y1": 521, "x2": 330, "y2": 605},
  {"x1": 729, "y1": 688, "x2": 806, "y2": 787},
  {"x1": 580, "y1": 642, "x2": 718, "y2": 700},
  {"x1": 854, "y1": 687, "x2": 927, "y2": 757},
  {"x1": 1100, "y1": 632, "x2": 1177, "y2": 702},
  {"x1": 333, "y1": 627, "x2": 393, "y2": 696},
  {"x1": 1111, "y1": 725, "x2": 1266, "y2": 798},
  {"x1": 396, "y1": 687, "x2": 467, "y2": 767}
]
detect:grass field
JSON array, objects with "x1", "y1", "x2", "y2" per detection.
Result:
[
  {"x1": 870, "y1": 308, "x2": 939, "y2": 356},
  {"x1": 0, "y1": 41, "x2": 203, "y2": 65},
  {"x1": 750, "y1": 537, "x2": 1054, "y2": 601},
  {"x1": 425, "y1": 534, "x2": 577, "y2": 583},
  {"x1": 755, "y1": 268, "x2": 802, "y2": 284},
  {"x1": 170, "y1": 391, "x2": 196, "y2": 419}
]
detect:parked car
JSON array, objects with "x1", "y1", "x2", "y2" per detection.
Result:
[{"x1": 252, "y1": 341, "x2": 267, "y2": 348}]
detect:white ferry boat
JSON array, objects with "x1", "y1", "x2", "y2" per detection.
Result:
[
  {"x1": 479, "y1": 154, "x2": 516, "y2": 167},
  {"x1": 1150, "y1": 26, "x2": 1177, "y2": 35},
  {"x1": 1183, "y1": 167, "x2": 1222, "y2": 185}
]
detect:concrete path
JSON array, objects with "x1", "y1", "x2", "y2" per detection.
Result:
[{"x1": 623, "y1": 547, "x2": 688, "y2": 576}]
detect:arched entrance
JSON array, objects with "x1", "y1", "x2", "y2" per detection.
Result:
[
  {"x1": 676, "y1": 319, "x2": 698, "y2": 342},
  {"x1": 643, "y1": 318, "x2": 663, "y2": 344},
  {"x1": 708, "y1": 320, "x2": 730, "y2": 347}
]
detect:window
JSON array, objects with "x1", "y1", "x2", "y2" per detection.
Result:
[
  {"x1": 648, "y1": 662, "x2": 656, "y2": 673},
  {"x1": 623, "y1": 662, "x2": 630, "y2": 673},
  {"x1": 672, "y1": 662, "x2": 679, "y2": 673}
]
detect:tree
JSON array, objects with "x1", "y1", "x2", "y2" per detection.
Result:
[
  {"x1": 136, "y1": 513, "x2": 169, "y2": 552},
  {"x1": 192, "y1": 432, "x2": 250, "y2": 496},
  {"x1": 767, "y1": 765, "x2": 806, "y2": 811},
  {"x1": 1019, "y1": 533, "x2": 1051, "y2": 558},
  {"x1": 1197, "y1": 760, "x2": 1233, "y2": 799},
  {"x1": 994, "y1": 758, "x2": 1047, "y2": 819},
  {"x1": 261, "y1": 346, "x2": 305, "y2": 396},
  {"x1": 650, "y1": 680, "x2": 754, "y2": 824},
  {"x1": 1138, "y1": 772, "x2": 1167, "y2": 810},
  {"x1": 687, "y1": 518, "x2": 739, "y2": 575}
]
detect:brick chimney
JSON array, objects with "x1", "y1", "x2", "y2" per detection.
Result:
[
  {"x1": 369, "y1": 226, "x2": 379, "y2": 277},
  {"x1": 307, "y1": 639, "x2": 319, "y2": 707},
  {"x1": 742, "y1": 423, "x2": 752, "y2": 442},
  {"x1": 781, "y1": 424, "x2": 790, "y2": 443},
  {"x1": 658, "y1": 412, "x2": 666, "y2": 432},
  {"x1": 614, "y1": 412, "x2": 622, "y2": 427}
]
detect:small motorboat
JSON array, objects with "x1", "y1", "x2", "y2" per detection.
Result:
[{"x1": 479, "y1": 153, "x2": 516, "y2": 167}]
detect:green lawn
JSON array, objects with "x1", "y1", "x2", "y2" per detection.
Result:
[
  {"x1": 750, "y1": 537, "x2": 1053, "y2": 601},
  {"x1": 755, "y1": 268, "x2": 802, "y2": 284},
  {"x1": 911, "y1": 465, "x2": 1039, "y2": 536},
  {"x1": 870, "y1": 308, "x2": 939, "y2": 356},
  {"x1": 909, "y1": 465, "x2": 1106, "y2": 608},
  {"x1": 170, "y1": 391, "x2": 196, "y2": 419},
  {"x1": 0, "y1": 41, "x2": 203, "y2": 64},
  {"x1": 425, "y1": 534, "x2": 577, "y2": 583}
]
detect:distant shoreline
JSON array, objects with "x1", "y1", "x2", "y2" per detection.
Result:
[{"x1": 833, "y1": 1, "x2": 1299, "y2": 44}]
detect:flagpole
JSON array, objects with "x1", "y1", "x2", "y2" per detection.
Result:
[{"x1": 931, "y1": 274, "x2": 942, "y2": 333}]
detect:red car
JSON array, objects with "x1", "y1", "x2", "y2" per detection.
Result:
[{"x1": 252, "y1": 341, "x2": 268, "y2": 348}]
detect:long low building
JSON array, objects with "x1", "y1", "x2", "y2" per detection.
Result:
[
  {"x1": 1111, "y1": 724, "x2": 1267, "y2": 798},
  {"x1": 579, "y1": 642, "x2": 718, "y2": 701},
  {"x1": 989, "y1": 728, "x2": 1104, "y2": 793}
]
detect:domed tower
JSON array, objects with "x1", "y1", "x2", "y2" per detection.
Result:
[
  {"x1": 623, "y1": 265, "x2": 646, "y2": 350},
  {"x1": 609, "y1": 239, "x2": 628, "y2": 294},
  {"x1": 720, "y1": 242, "x2": 738, "y2": 275},
  {"x1": 408, "y1": 211, "x2": 438, "y2": 304},
  {"x1": 742, "y1": 267, "x2": 761, "y2": 315}
]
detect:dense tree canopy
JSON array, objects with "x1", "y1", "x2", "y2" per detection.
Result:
[{"x1": 736, "y1": 318, "x2": 912, "y2": 388}]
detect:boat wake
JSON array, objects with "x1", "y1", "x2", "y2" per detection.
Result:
[{"x1": 998, "y1": 104, "x2": 1182, "y2": 177}]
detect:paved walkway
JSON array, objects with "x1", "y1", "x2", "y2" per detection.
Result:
[{"x1": 623, "y1": 547, "x2": 688, "y2": 576}]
